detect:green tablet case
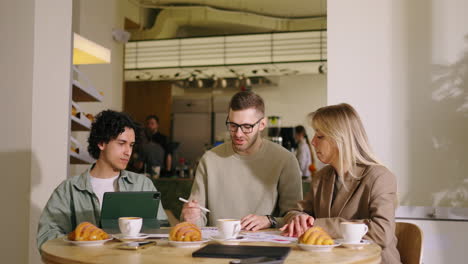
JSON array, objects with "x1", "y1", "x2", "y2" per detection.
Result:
[{"x1": 100, "y1": 191, "x2": 161, "y2": 234}]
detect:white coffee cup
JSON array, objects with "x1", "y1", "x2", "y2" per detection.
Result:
[
  {"x1": 118, "y1": 217, "x2": 142, "y2": 237},
  {"x1": 340, "y1": 222, "x2": 368, "y2": 243},
  {"x1": 217, "y1": 219, "x2": 241, "y2": 239}
]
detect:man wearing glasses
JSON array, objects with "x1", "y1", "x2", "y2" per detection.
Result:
[{"x1": 181, "y1": 91, "x2": 302, "y2": 231}]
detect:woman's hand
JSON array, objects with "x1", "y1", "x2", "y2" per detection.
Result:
[{"x1": 280, "y1": 214, "x2": 314, "y2": 237}]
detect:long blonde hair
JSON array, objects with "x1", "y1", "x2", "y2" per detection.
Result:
[{"x1": 310, "y1": 103, "x2": 381, "y2": 180}]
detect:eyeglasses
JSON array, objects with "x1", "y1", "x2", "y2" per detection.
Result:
[{"x1": 225, "y1": 117, "x2": 264, "y2": 134}]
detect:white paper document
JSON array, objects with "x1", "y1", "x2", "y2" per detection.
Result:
[{"x1": 201, "y1": 227, "x2": 297, "y2": 244}]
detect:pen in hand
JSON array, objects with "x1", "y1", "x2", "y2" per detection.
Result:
[{"x1": 179, "y1": 197, "x2": 211, "y2": 213}]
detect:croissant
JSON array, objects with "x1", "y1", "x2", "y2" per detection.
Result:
[
  {"x1": 68, "y1": 222, "x2": 110, "y2": 241},
  {"x1": 169, "y1": 222, "x2": 202, "y2": 242},
  {"x1": 299, "y1": 226, "x2": 334, "y2": 245},
  {"x1": 71, "y1": 106, "x2": 78, "y2": 116},
  {"x1": 85, "y1": 113, "x2": 95, "y2": 122}
]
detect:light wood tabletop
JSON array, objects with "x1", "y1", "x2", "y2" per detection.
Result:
[{"x1": 41, "y1": 236, "x2": 381, "y2": 264}]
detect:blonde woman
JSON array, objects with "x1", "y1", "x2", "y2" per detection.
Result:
[{"x1": 280, "y1": 103, "x2": 401, "y2": 264}]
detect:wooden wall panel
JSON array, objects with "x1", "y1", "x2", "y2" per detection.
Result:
[{"x1": 124, "y1": 81, "x2": 172, "y2": 136}]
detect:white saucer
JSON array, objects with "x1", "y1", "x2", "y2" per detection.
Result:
[
  {"x1": 210, "y1": 235, "x2": 248, "y2": 244},
  {"x1": 297, "y1": 242, "x2": 341, "y2": 252},
  {"x1": 336, "y1": 239, "x2": 372, "y2": 250},
  {"x1": 168, "y1": 239, "x2": 209, "y2": 248},
  {"x1": 113, "y1": 233, "x2": 150, "y2": 240},
  {"x1": 63, "y1": 237, "x2": 113, "y2": 246}
]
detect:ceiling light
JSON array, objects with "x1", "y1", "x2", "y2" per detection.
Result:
[
  {"x1": 245, "y1": 78, "x2": 251, "y2": 87},
  {"x1": 197, "y1": 79, "x2": 203, "y2": 88},
  {"x1": 135, "y1": 72, "x2": 153, "y2": 80},
  {"x1": 73, "y1": 33, "x2": 110, "y2": 64},
  {"x1": 318, "y1": 64, "x2": 327, "y2": 74},
  {"x1": 220, "y1": 78, "x2": 227, "y2": 88}
]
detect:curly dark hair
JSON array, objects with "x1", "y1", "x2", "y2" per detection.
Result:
[{"x1": 87, "y1": 110, "x2": 141, "y2": 159}]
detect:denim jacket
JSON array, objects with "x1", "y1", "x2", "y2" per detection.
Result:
[{"x1": 37, "y1": 166, "x2": 167, "y2": 250}]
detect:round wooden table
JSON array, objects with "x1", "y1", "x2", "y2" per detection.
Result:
[{"x1": 41, "y1": 238, "x2": 381, "y2": 264}]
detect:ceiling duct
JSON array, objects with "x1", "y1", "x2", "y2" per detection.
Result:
[
  {"x1": 129, "y1": 6, "x2": 326, "y2": 40},
  {"x1": 133, "y1": 0, "x2": 326, "y2": 18},
  {"x1": 125, "y1": 30, "x2": 327, "y2": 81}
]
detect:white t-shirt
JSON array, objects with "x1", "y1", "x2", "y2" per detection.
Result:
[{"x1": 90, "y1": 174, "x2": 119, "y2": 208}]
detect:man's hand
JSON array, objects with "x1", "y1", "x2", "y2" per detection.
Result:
[
  {"x1": 181, "y1": 200, "x2": 201, "y2": 224},
  {"x1": 279, "y1": 214, "x2": 314, "y2": 237},
  {"x1": 241, "y1": 214, "x2": 271, "y2": 231}
]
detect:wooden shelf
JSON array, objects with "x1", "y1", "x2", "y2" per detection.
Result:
[
  {"x1": 69, "y1": 149, "x2": 94, "y2": 164},
  {"x1": 69, "y1": 43, "x2": 107, "y2": 167},
  {"x1": 72, "y1": 79, "x2": 103, "y2": 102},
  {"x1": 71, "y1": 114, "x2": 91, "y2": 131}
]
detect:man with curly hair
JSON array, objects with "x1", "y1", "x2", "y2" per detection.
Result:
[{"x1": 36, "y1": 110, "x2": 168, "y2": 251}]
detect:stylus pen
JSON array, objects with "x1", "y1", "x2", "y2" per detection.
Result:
[{"x1": 179, "y1": 197, "x2": 211, "y2": 213}]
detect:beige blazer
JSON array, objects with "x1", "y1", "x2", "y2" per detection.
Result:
[{"x1": 286, "y1": 164, "x2": 401, "y2": 264}]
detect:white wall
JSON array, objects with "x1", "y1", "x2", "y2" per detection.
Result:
[
  {"x1": 329, "y1": 0, "x2": 468, "y2": 208},
  {"x1": 70, "y1": 0, "x2": 126, "y2": 176},
  {"x1": 417, "y1": 0, "x2": 468, "y2": 208},
  {"x1": 0, "y1": 1, "x2": 73, "y2": 263},
  {"x1": 328, "y1": 0, "x2": 400, "y2": 182},
  {"x1": 258, "y1": 75, "x2": 327, "y2": 171},
  {"x1": 0, "y1": 2, "x2": 127, "y2": 262},
  {"x1": 0, "y1": 1, "x2": 34, "y2": 263},
  {"x1": 29, "y1": 1, "x2": 73, "y2": 263},
  {"x1": 329, "y1": 0, "x2": 468, "y2": 262},
  {"x1": 256, "y1": 74, "x2": 327, "y2": 136}
]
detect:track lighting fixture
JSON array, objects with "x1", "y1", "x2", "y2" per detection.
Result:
[
  {"x1": 220, "y1": 78, "x2": 227, "y2": 88},
  {"x1": 245, "y1": 77, "x2": 251, "y2": 87},
  {"x1": 197, "y1": 79, "x2": 203, "y2": 88},
  {"x1": 318, "y1": 64, "x2": 327, "y2": 74}
]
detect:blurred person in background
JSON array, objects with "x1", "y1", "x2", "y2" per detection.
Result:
[
  {"x1": 129, "y1": 128, "x2": 165, "y2": 178},
  {"x1": 145, "y1": 115, "x2": 172, "y2": 175},
  {"x1": 294, "y1": 125, "x2": 315, "y2": 180}
]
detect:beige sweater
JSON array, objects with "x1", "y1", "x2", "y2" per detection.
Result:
[{"x1": 186, "y1": 139, "x2": 302, "y2": 227}]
